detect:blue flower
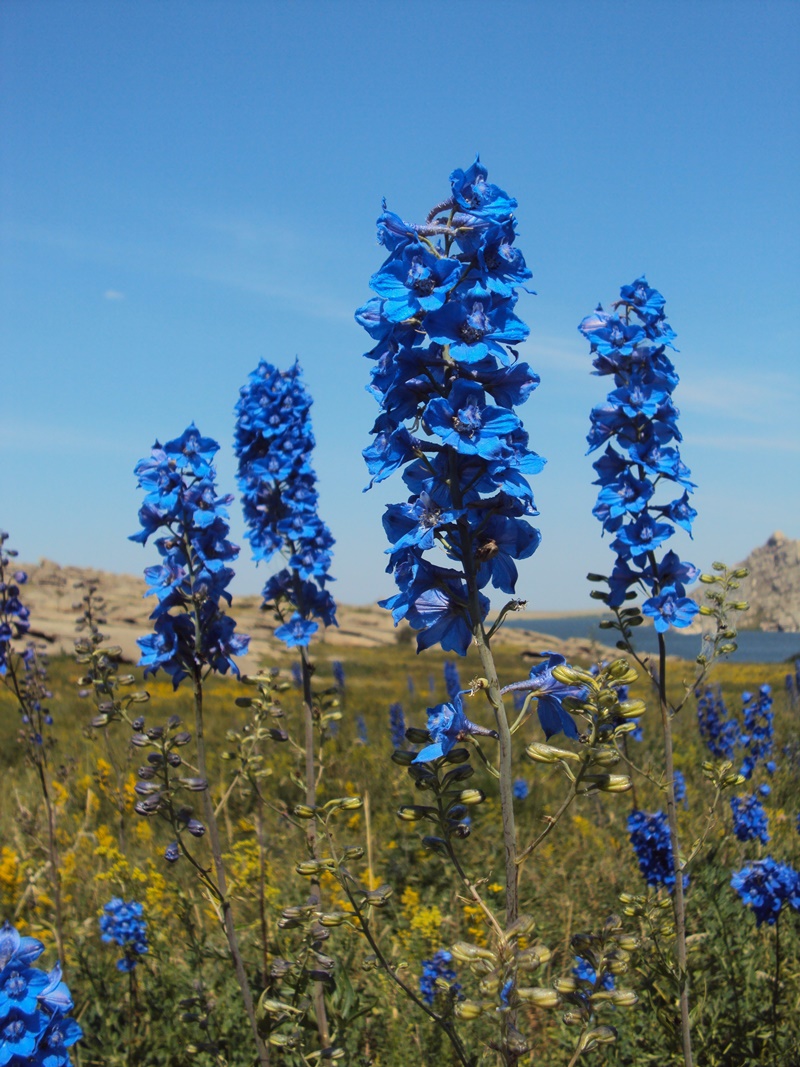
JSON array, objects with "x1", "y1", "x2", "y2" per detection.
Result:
[
  {"x1": 730, "y1": 794, "x2": 770, "y2": 844},
  {"x1": 413, "y1": 692, "x2": 498, "y2": 764},
  {"x1": 502, "y1": 652, "x2": 586, "y2": 740},
  {"x1": 358, "y1": 163, "x2": 542, "y2": 655},
  {"x1": 581, "y1": 282, "x2": 699, "y2": 632},
  {"x1": 513, "y1": 778, "x2": 529, "y2": 800},
  {"x1": 419, "y1": 950, "x2": 460, "y2": 1005},
  {"x1": 131, "y1": 429, "x2": 249, "y2": 687},
  {"x1": 0, "y1": 922, "x2": 81, "y2": 1065},
  {"x1": 0, "y1": 534, "x2": 31, "y2": 676},
  {"x1": 731, "y1": 858, "x2": 800, "y2": 926},
  {"x1": 389, "y1": 703, "x2": 406, "y2": 749},
  {"x1": 628, "y1": 810, "x2": 686, "y2": 892},
  {"x1": 99, "y1": 899, "x2": 148, "y2": 972},
  {"x1": 443, "y1": 661, "x2": 461, "y2": 702},
  {"x1": 234, "y1": 360, "x2": 337, "y2": 650}
]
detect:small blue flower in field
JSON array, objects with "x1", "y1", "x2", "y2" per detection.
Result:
[
  {"x1": 730, "y1": 794, "x2": 770, "y2": 844},
  {"x1": 234, "y1": 359, "x2": 337, "y2": 649},
  {"x1": 628, "y1": 810, "x2": 686, "y2": 892},
  {"x1": 99, "y1": 899, "x2": 148, "y2": 972},
  {"x1": 356, "y1": 715, "x2": 369, "y2": 745},
  {"x1": 332, "y1": 661, "x2": 345, "y2": 691},
  {"x1": 696, "y1": 685, "x2": 740, "y2": 760},
  {"x1": 740, "y1": 685, "x2": 774, "y2": 779},
  {"x1": 0, "y1": 921, "x2": 81, "y2": 1065},
  {"x1": 131, "y1": 426, "x2": 249, "y2": 687},
  {"x1": 443, "y1": 661, "x2": 461, "y2": 702},
  {"x1": 389, "y1": 702, "x2": 406, "y2": 749},
  {"x1": 357, "y1": 160, "x2": 544, "y2": 654},
  {"x1": 413, "y1": 693, "x2": 498, "y2": 764},
  {"x1": 573, "y1": 956, "x2": 615, "y2": 990},
  {"x1": 673, "y1": 770, "x2": 688, "y2": 808},
  {"x1": 419, "y1": 950, "x2": 460, "y2": 1006},
  {"x1": 512, "y1": 778, "x2": 529, "y2": 800},
  {"x1": 731, "y1": 857, "x2": 800, "y2": 926}
]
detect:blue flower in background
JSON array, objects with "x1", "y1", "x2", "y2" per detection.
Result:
[
  {"x1": 99, "y1": 899, "x2": 148, "y2": 972},
  {"x1": 389, "y1": 703, "x2": 406, "y2": 749},
  {"x1": 131, "y1": 427, "x2": 249, "y2": 687},
  {"x1": 0, "y1": 921, "x2": 81, "y2": 1066},
  {"x1": 731, "y1": 858, "x2": 800, "y2": 926},
  {"x1": 419, "y1": 950, "x2": 460, "y2": 1006},
  {"x1": 673, "y1": 769, "x2": 688, "y2": 808},
  {"x1": 730, "y1": 794, "x2": 770, "y2": 844},
  {"x1": 581, "y1": 280, "x2": 700, "y2": 634},
  {"x1": 513, "y1": 778, "x2": 529, "y2": 800},
  {"x1": 573, "y1": 956, "x2": 615, "y2": 991},
  {"x1": 740, "y1": 685, "x2": 774, "y2": 779},
  {"x1": 443, "y1": 661, "x2": 461, "y2": 703},
  {"x1": 696, "y1": 685, "x2": 740, "y2": 760},
  {"x1": 628, "y1": 810, "x2": 686, "y2": 892},
  {"x1": 234, "y1": 360, "x2": 337, "y2": 650},
  {"x1": 357, "y1": 161, "x2": 543, "y2": 655},
  {"x1": 356, "y1": 715, "x2": 369, "y2": 745}
]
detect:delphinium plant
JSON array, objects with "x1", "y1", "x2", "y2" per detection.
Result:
[
  {"x1": 234, "y1": 358, "x2": 344, "y2": 1059},
  {"x1": 579, "y1": 279, "x2": 755, "y2": 1067},
  {"x1": 0, "y1": 921, "x2": 82, "y2": 1066},
  {"x1": 351, "y1": 160, "x2": 642, "y2": 1066},
  {"x1": 0, "y1": 533, "x2": 66, "y2": 965},
  {"x1": 126, "y1": 425, "x2": 268, "y2": 1066}
]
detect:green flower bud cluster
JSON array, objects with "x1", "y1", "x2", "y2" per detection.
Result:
[
  {"x1": 695, "y1": 562, "x2": 750, "y2": 664},
  {"x1": 394, "y1": 741, "x2": 483, "y2": 851}
]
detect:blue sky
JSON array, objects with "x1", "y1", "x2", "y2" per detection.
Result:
[{"x1": 2, "y1": 0, "x2": 798, "y2": 610}]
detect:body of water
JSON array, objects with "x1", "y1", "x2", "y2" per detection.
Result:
[{"x1": 506, "y1": 616, "x2": 800, "y2": 664}]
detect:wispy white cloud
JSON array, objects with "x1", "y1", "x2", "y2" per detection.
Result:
[{"x1": 103, "y1": 289, "x2": 125, "y2": 300}]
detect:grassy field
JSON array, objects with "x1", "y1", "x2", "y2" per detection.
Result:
[{"x1": 1, "y1": 641, "x2": 798, "y2": 1066}]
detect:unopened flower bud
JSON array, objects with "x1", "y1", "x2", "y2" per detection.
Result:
[{"x1": 517, "y1": 987, "x2": 560, "y2": 1008}]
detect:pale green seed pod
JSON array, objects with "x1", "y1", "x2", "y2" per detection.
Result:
[
  {"x1": 455, "y1": 1000, "x2": 485, "y2": 1020},
  {"x1": 516, "y1": 987, "x2": 560, "y2": 1008}
]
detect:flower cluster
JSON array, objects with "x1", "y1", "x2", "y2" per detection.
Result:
[
  {"x1": 730, "y1": 794, "x2": 770, "y2": 844},
  {"x1": 696, "y1": 685, "x2": 740, "y2": 760},
  {"x1": 419, "y1": 950, "x2": 460, "y2": 1006},
  {"x1": 580, "y1": 280, "x2": 699, "y2": 633},
  {"x1": 512, "y1": 778, "x2": 529, "y2": 801},
  {"x1": 0, "y1": 533, "x2": 30, "y2": 676},
  {"x1": 130, "y1": 425, "x2": 249, "y2": 686},
  {"x1": 234, "y1": 360, "x2": 336, "y2": 649},
  {"x1": 357, "y1": 159, "x2": 544, "y2": 655},
  {"x1": 627, "y1": 810, "x2": 685, "y2": 892},
  {"x1": 739, "y1": 685, "x2": 774, "y2": 779},
  {"x1": 731, "y1": 858, "x2": 800, "y2": 926},
  {"x1": 573, "y1": 955, "x2": 615, "y2": 991},
  {"x1": 0, "y1": 921, "x2": 81, "y2": 1065},
  {"x1": 99, "y1": 898, "x2": 149, "y2": 972}
]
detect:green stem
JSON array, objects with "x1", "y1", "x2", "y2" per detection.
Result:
[
  {"x1": 191, "y1": 666, "x2": 270, "y2": 1067},
  {"x1": 299, "y1": 646, "x2": 332, "y2": 1055}
]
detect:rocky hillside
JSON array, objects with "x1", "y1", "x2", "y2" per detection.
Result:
[
  {"x1": 721, "y1": 531, "x2": 800, "y2": 632},
  {"x1": 15, "y1": 559, "x2": 611, "y2": 665}
]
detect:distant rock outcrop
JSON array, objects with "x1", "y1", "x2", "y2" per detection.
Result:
[
  {"x1": 724, "y1": 532, "x2": 800, "y2": 632},
  {"x1": 15, "y1": 559, "x2": 613, "y2": 664}
]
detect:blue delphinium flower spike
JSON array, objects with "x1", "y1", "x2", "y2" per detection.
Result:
[
  {"x1": 627, "y1": 810, "x2": 687, "y2": 892},
  {"x1": 731, "y1": 858, "x2": 800, "y2": 926},
  {"x1": 580, "y1": 281, "x2": 700, "y2": 633},
  {"x1": 99, "y1": 898, "x2": 149, "y2": 972},
  {"x1": 389, "y1": 702, "x2": 407, "y2": 749},
  {"x1": 234, "y1": 360, "x2": 337, "y2": 649},
  {"x1": 130, "y1": 427, "x2": 249, "y2": 687},
  {"x1": 419, "y1": 950, "x2": 460, "y2": 1006},
  {"x1": 357, "y1": 162, "x2": 544, "y2": 655},
  {"x1": 730, "y1": 794, "x2": 770, "y2": 844}
]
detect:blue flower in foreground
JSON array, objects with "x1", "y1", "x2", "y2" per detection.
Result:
[
  {"x1": 731, "y1": 858, "x2": 800, "y2": 926},
  {"x1": 413, "y1": 692, "x2": 498, "y2": 764},
  {"x1": 0, "y1": 921, "x2": 81, "y2": 1066},
  {"x1": 99, "y1": 898, "x2": 148, "y2": 972},
  {"x1": 358, "y1": 161, "x2": 543, "y2": 655}
]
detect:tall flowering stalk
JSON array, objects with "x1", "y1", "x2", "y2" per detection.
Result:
[
  {"x1": 355, "y1": 162, "x2": 640, "y2": 1067},
  {"x1": 579, "y1": 280, "x2": 750, "y2": 1067},
  {"x1": 131, "y1": 425, "x2": 268, "y2": 1067},
  {"x1": 357, "y1": 159, "x2": 543, "y2": 925},
  {"x1": 235, "y1": 358, "x2": 338, "y2": 1052}
]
